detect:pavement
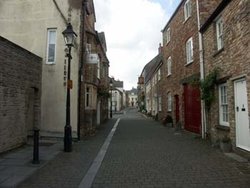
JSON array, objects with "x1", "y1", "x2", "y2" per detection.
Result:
[{"x1": 0, "y1": 108, "x2": 249, "y2": 188}]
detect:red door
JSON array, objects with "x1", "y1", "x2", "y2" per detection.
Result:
[
  {"x1": 183, "y1": 84, "x2": 201, "y2": 134},
  {"x1": 175, "y1": 95, "x2": 180, "y2": 123}
]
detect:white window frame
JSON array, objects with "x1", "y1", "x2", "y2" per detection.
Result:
[
  {"x1": 216, "y1": 17, "x2": 223, "y2": 50},
  {"x1": 158, "y1": 96, "x2": 162, "y2": 112},
  {"x1": 97, "y1": 59, "x2": 100, "y2": 79},
  {"x1": 166, "y1": 28, "x2": 171, "y2": 44},
  {"x1": 167, "y1": 56, "x2": 172, "y2": 76},
  {"x1": 167, "y1": 92, "x2": 172, "y2": 112},
  {"x1": 46, "y1": 29, "x2": 57, "y2": 64},
  {"x1": 219, "y1": 84, "x2": 229, "y2": 126},
  {"x1": 186, "y1": 37, "x2": 193, "y2": 64},
  {"x1": 184, "y1": 0, "x2": 191, "y2": 21},
  {"x1": 157, "y1": 69, "x2": 161, "y2": 81}
]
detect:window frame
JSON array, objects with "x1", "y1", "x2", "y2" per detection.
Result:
[
  {"x1": 218, "y1": 83, "x2": 229, "y2": 126},
  {"x1": 216, "y1": 17, "x2": 223, "y2": 51},
  {"x1": 186, "y1": 37, "x2": 193, "y2": 65},
  {"x1": 166, "y1": 28, "x2": 171, "y2": 44},
  {"x1": 158, "y1": 96, "x2": 162, "y2": 112},
  {"x1": 167, "y1": 56, "x2": 172, "y2": 76},
  {"x1": 184, "y1": 0, "x2": 191, "y2": 21},
  {"x1": 46, "y1": 28, "x2": 57, "y2": 64},
  {"x1": 167, "y1": 92, "x2": 172, "y2": 112}
]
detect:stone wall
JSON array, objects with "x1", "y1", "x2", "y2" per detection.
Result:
[{"x1": 0, "y1": 36, "x2": 42, "y2": 153}]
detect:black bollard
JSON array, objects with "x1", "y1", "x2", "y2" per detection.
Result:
[{"x1": 32, "y1": 128, "x2": 40, "y2": 164}]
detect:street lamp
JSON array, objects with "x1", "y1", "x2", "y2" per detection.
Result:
[
  {"x1": 110, "y1": 79, "x2": 113, "y2": 118},
  {"x1": 62, "y1": 23, "x2": 77, "y2": 152}
]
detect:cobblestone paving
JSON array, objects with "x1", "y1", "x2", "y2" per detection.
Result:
[
  {"x1": 17, "y1": 119, "x2": 116, "y2": 188},
  {"x1": 92, "y1": 108, "x2": 250, "y2": 188},
  {"x1": 16, "y1": 108, "x2": 250, "y2": 188}
]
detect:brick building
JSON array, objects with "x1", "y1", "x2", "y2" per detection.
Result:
[
  {"x1": 160, "y1": 0, "x2": 220, "y2": 135},
  {"x1": 200, "y1": 0, "x2": 250, "y2": 152},
  {"x1": 0, "y1": 36, "x2": 42, "y2": 153},
  {"x1": 81, "y1": 1, "x2": 110, "y2": 137}
]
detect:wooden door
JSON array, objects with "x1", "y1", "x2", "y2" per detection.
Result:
[{"x1": 183, "y1": 84, "x2": 201, "y2": 134}]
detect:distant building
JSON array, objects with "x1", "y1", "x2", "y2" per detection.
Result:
[
  {"x1": 127, "y1": 88, "x2": 138, "y2": 108},
  {"x1": 110, "y1": 78, "x2": 125, "y2": 112}
]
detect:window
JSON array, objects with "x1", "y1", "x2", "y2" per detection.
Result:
[
  {"x1": 216, "y1": 17, "x2": 223, "y2": 50},
  {"x1": 186, "y1": 37, "x2": 193, "y2": 64},
  {"x1": 184, "y1": 0, "x2": 191, "y2": 21},
  {"x1": 157, "y1": 68, "x2": 161, "y2": 81},
  {"x1": 46, "y1": 29, "x2": 57, "y2": 64},
  {"x1": 97, "y1": 60, "x2": 100, "y2": 79},
  {"x1": 167, "y1": 56, "x2": 172, "y2": 76},
  {"x1": 219, "y1": 84, "x2": 228, "y2": 126},
  {"x1": 85, "y1": 86, "x2": 91, "y2": 107},
  {"x1": 166, "y1": 28, "x2": 170, "y2": 44},
  {"x1": 167, "y1": 92, "x2": 172, "y2": 111},
  {"x1": 158, "y1": 96, "x2": 162, "y2": 111}
]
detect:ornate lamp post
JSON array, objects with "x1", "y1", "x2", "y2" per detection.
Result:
[
  {"x1": 110, "y1": 79, "x2": 113, "y2": 118},
  {"x1": 62, "y1": 23, "x2": 77, "y2": 152}
]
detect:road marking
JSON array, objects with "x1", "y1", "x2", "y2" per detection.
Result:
[{"x1": 78, "y1": 118, "x2": 120, "y2": 188}]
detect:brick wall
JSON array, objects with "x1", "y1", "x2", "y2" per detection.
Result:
[
  {"x1": 159, "y1": 0, "x2": 220, "y2": 131},
  {"x1": 0, "y1": 36, "x2": 42, "y2": 153},
  {"x1": 202, "y1": 0, "x2": 250, "y2": 148}
]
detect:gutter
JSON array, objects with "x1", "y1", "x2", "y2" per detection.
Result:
[{"x1": 77, "y1": 0, "x2": 87, "y2": 141}]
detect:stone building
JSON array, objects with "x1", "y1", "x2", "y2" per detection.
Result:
[
  {"x1": 109, "y1": 78, "x2": 124, "y2": 113},
  {"x1": 81, "y1": 1, "x2": 110, "y2": 137},
  {"x1": 0, "y1": 36, "x2": 42, "y2": 153},
  {"x1": 140, "y1": 49, "x2": 163, "y2": 117},
  {"x1": 200, "y1": 0, "x2": 250, "y2": 152},
  {"x1": 127, "y1": 88, "x2": 138, "y2": 108},
  {"x1": 160, "y1": 0, "x2": 220, "y2": 136}
]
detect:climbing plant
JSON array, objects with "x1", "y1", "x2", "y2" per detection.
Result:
[{"x1": 200, "y1": 68, "x2": 220, "y2": 110}]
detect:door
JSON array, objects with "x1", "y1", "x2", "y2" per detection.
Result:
[
  {"x1": 184, "y1": 84, "x2": 201, "y2": 134},
  {"x1": 234, "y1": 79, "x2": 250, "y2": 151}
]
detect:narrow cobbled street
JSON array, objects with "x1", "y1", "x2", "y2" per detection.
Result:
[{"x1": 17, "y1": 108, "x2": 249, "y2": 188}]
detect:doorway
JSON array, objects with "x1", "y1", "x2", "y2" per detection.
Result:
[{"x1": 234, "y1": 79, "x2": 250, "y2": 151}]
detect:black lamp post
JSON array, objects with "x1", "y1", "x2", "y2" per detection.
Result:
[
  {"x1": 110, "y1": 80, "x2": 113, "y2": 118},
  {"x1": 62, "y1": 23, "x2": 77, "y2": 152}
]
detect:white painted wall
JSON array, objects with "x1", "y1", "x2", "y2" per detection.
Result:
[{"x1": 0, "y1": 0, "x2": 81, "y2": 135}]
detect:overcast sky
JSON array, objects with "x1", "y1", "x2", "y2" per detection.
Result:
[{"x1": 93, "y1": 0, "x2": 181, "y2": 90}]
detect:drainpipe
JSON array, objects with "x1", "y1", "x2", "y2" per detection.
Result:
[
  {"x1": 77, "y1": 0, "x2": 87, "y2": 141},
  {"x1": 196, "y1": 0, "x2": 206, "y2": 139}
]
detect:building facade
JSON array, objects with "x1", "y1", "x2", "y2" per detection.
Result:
[
  {"x1": 0, "y1": 0, "x2": 110, "y2": 141},
  {"x1": 200, "y1": 0, "x2": 250, "y2": 152},
  {"x1": 160, "y1": 0, "x2": 220, "y2": 135}
]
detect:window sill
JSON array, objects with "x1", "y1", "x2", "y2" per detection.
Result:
[
  {"x1": 185, "y1": 61, "x2": 193, "y2": 67},
  {"x1": 215, "y1": 124, "x2": 230, "y2": 131},
  {"x1": 213, "y1": 47, "x2": 224, "y2": 57},
  {"x1": 183, "y1": 16, "x2": 191, "y2": 24}
]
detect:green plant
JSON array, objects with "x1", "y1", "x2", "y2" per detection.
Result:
[{"x1": 200, "y1": 68, "x2": 219, "y2": 110}]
